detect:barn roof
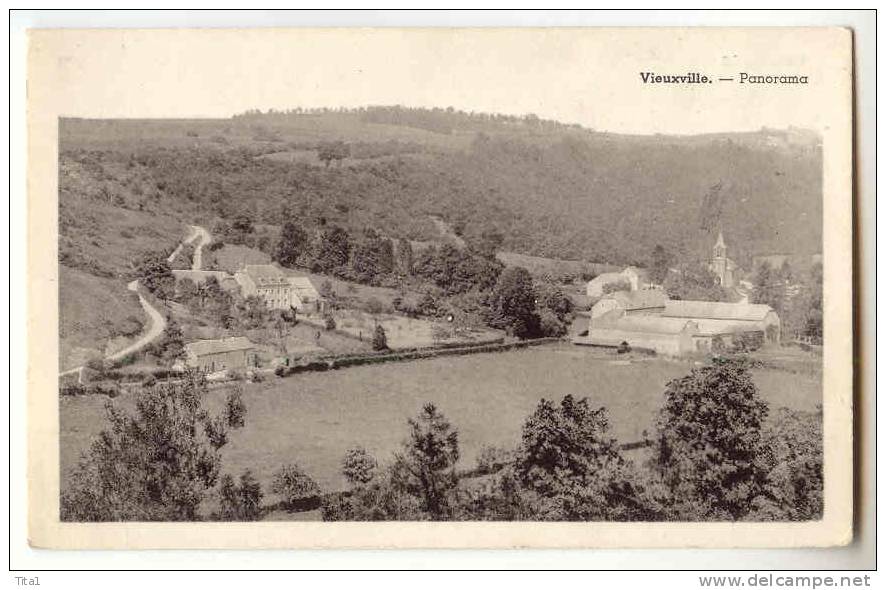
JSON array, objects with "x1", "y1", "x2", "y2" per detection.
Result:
[
  {"x1": 662, "y1": 300, "x2": 775, "y2": 321},
  {"x1": 593, "y1": 312, "x2": 697, "y2": 335},
  {"x1": 185, "y1": 337, "x2": 254, "y2": 357},
  {"x1": 601, "y1": 289, "x2": 668, "y2": 310}
]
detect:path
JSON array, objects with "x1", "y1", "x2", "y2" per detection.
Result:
[
  {"x1": 105, "y1": 281, "x2": 168, "y2": 362},
  {"x1": 166, "y1": 225, "x2": 200, "y2": 264},
  {"x1": 60, "y1": 224, "x2": 208, "y2": 383},
  {"x1": 165, "y1": 224, "x2": 210, "y2": 270},
  {"x1": 189, "y1": 225, "x2": 211, "y2": 270}
]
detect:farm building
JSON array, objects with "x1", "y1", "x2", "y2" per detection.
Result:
[
  {"x1": 233, "y1": 264, "x2": 322, "y2": 312},
  {"x1": 585, "y1": 266, "x2": 647, "y2": 298},
  {"x1": 574, "y1": 311, "x2": 700, "y2": 356},
  {"x1": 183, "y1": 337, "x2": 256, "y2": 373},
  {"x1": 590, "y1": 288, "x2": 669, "y2": 319},
  {"x1": 660, "y1": 300, "x2": 781, "y2": 343}
]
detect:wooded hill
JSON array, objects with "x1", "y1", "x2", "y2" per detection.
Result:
[{"x1": 61, "y1": 108, "x2": 822, "y2": 270}]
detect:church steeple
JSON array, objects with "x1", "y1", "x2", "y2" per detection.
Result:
[{"x1": 713, "y1": 230, "x2": 727, "y2": 259}]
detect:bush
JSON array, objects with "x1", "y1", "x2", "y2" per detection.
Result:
[
  {"x1": 371, "y1": 325, "x2": 389, "y2": 351},
  {"x1": 324, "y1": 315, "x2": 337, "y2": 331},
  {"x1": 60, "y1": 383, "x2": 86, "y2": 397},
  {"x1": 365, "y1": 297, "x2": 385, "y2": 314},
  {"x1": 215, "y1": 470, "x2": 263, "y2": 521},
  {"x1": 270, "y1": 464, "x2": 321, "y2": 511},
  {"x1": 341, "y1": 447, "x2": 378, "y2": 487},
  {"x1": 475, "y1": 445, "x2": 514, "y2": 476},
  {"x1": 650, "y1": 357, "x2": 770, "y2": 520},
  {"x1": 538, "y1": 309, "x2": 567, "y2": 337},
  {"x1": 274, "y1": 365, "x2": 287, "y2": 377},
  {"x1": 516, "y1": 394, "x2": 654, "y2": 520}
]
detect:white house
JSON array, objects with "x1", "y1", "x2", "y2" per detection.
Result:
[
  {"x1": 233, "y1": 264, "x2": 322, "y2": 313},
  {"x1": 586, "y1": 266, "x2": 644, "y2": 298}
]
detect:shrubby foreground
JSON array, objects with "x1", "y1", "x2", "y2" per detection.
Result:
[{"x1": 61, "y1": 357, "x2": 822, "y2": 523}]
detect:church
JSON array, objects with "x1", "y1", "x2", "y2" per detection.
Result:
[{"x1": 708, "y1": 231, "x2": 737, "y2": 288}]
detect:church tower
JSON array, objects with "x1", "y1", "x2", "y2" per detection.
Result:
[{"x1": 710, "y1": 230, "x2": 734, "y2": 287}]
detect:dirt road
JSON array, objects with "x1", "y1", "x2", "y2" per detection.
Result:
[
  {"x1": 105, "y1": 281, "x2": 168, "y2": 362},
  {"x1": 60, "y1": 225, "x2": 209, "y2": 381}
]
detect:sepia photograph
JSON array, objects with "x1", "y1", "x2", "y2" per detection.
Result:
[{"x1": 24, "y1": 25, "x2": 855, "y2": 550}]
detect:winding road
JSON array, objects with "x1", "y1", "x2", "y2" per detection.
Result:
[{"x1": 60, "y1": 224, "x2": 211, "y2": 383}]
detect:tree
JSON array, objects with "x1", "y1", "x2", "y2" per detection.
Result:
[
  {"x1": 215, "y1": 470, "x2": 263, "y2": 521},
  {"x1": 413, "y1": 244, "x2": 503, "y2": 295},
  {"x1": 372, "y1": 324, "x2": 388, "y2": 351},
  {"x1": 756, "y1": 408, "x2": 823, "y2": 521},
  {"x1": 274, "y1": 219, "x2": 309, "y2": 268},
  {"x1": 485, "y1": 266, "x2": 539, "y2": 339},
  {"x1": 516, "y1": 395, "x2": 653, "y2": 520},
  {"x1": 341, "y1": 447, "x2": 378, "y2": 487},
  {"x1": 312, "y1": 225, "x2": 351, "y2": 274},
  {"x1": 318, "y1": 140, "x2": 350, "y2": 167},
  {"x1": 397, "y1": 237, "x2": 414, "y2": 276},
  {"x1": 231, "y1": 212, "x2": 255, "y2": 236},
  {"x1": 270, "y1": 463, "x2": 321, "y2": 510},
  {"x1": 236, "y1": 295, "x2": 269, "y2": 330},
  {"x1": 803, "y1": 262, "x2": 823, "y2": 342},
  {"x1": 176, "y1": 277, "x2": 198, "y2": 303},
  {"x1": 664, "y1": 262, "x2": 728, "y2": 302},
  {"x1": 650, "y1": 357, "x2": 771, "y2": 520},
  {"x1": 224, "y1": 388, "x2": 247, "y2": 428},
  {"x1": 60, "y1": 373, "x2": 246, "y2": 521},
  {"x1": 391, "y1": 403, "x2": 460, "y2": 519},
  {"x1": 535, "y1": 282, "x2": 574, "y2": 323},
  {"x1": 649, "y1": 244, "x2": 671, "y2": 285},
  {"x1": 752, "y1": 261, "x2": 785, "y2": 314},
  {"x1": 465, "y1": 228, "x2": 504, "y2": 260},
  {"x1": 158, "y1": 317, "x2": 185, "y2": 364},
  {"x1": 135, "y1": 250, "x2": 175, "y2": 300}
]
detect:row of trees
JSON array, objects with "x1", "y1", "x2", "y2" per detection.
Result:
[
  {"x1": 275, "y1": 215, "x2": 574, "y2": 338},
  {"x1": 322, "y1": 357, "x2": 822, "y2": 522},
  {"x1": 60, "y1": 357, "x2": 822, "y2": 523},
  {"x1": 752, "y1": 261, "x2": 823, "y2": 342}
]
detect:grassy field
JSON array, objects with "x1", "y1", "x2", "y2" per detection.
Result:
[
  {"x1": 60, "y1": 343, "x2": 822, "y2": 502},
  {"x1": 329, "y1": 309, "x2": 502, "y2": 349}
]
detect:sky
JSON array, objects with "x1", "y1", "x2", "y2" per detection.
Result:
[{"x1": 31, "y1": 28, "x2": 849, "y2": 135}]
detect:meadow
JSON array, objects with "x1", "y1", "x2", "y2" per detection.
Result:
[{"x1": 60, "y1": 343, "x2": 822, "y2": 500}]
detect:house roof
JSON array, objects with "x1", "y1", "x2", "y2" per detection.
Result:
[
  {"x1": 662, "y1": 300, "x2": 775, "y2": 321},
  {"x1": 600, "y1": 289, "x2": 668, "y2": 311},
  {"x1": 240, "y1": 264, "x2": 288, "y2": 286},
  {"x1": 185, "y1": 337, "x2": 254, "y2": 357},
  {"x1": 287, "y1": 276, "x2": 320, "y2": 299}
]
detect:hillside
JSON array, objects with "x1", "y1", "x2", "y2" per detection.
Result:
[
  {"x1": 58, "y1": 108, "x2": 822, "y2": 364},
  {"x1": 61, "y1": 110, "x2": 822, "y2": 265}
]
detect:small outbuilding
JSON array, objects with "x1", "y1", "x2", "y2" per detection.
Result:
[{"x1": 184, "y1": 337, "x2": 256, "y2": 374}]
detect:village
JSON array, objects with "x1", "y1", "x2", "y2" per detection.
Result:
[
  {"x1": 60, "y1": 216, "x2": 815, "y2": 393},
  {"x1": 53, "y1": 112, "x2": 825, "y2": 526}
]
